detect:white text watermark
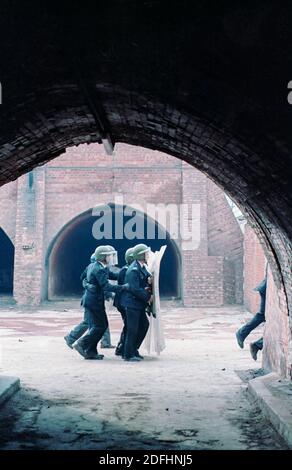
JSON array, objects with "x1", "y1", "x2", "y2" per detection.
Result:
[{"x1": 91, "y1": 196, "x2": 201, "y2": 251}]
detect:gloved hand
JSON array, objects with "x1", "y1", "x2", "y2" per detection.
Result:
[
  {"x1": 145, "y1": 305, "x2": 152, "y2": 317},
  {"x1": 147, "y1": 276, "x2": 153, "y2": 285},
  {"x1": 145, "y1": 304, "x2": 156, "y2": 318}
]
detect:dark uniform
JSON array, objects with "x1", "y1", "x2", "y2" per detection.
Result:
[
  {"x1": 77, "y1": 261, "x2": 121, "y2": 357},
  {"x1": 64, "y1": 263, "x2": 93, "y2": 347},
  {"x1": 113, "y1": 264, "x2": 128, "y2": 356},
  {"x1": 123, "y1": 260, "x2": 151, "y2": 360}
]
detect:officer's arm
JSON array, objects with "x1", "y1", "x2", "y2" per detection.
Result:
[
  {"x1": 108, "y1": 268, "x2": 120, "y2": 281},
  {"x1": 128, "y1": 269, "x2": 151, "y2": 302},
  {"x1": 117, "y1": 266, "x2": 127, "y2": 285},
  {"x1": 95, "y1": 269, "x2": 122, "y2": 293}
]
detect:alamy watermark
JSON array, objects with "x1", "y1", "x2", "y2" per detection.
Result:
[{"x1": 91, "y1": 195, "x2": 201, "y2": 251}]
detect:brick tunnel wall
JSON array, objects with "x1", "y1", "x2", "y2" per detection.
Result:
[
  {"x1": 243, "y1": 224, "x2": 291, "y2": 377},
  {"x1": 264, "y1": 267, "x2": 290, "y2": 378},
  {"x1": 243, "y1": 224, "x2": 267, "y2": 314}
]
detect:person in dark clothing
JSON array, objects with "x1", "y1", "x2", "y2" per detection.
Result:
[
  {"x1": 123, "y1": 244, "x2": 153, "y2": 362},
  {"x1": 236, "y1": 277, "x2": 267, "y2": 359},
  {"x1": 73, "y1": 245, "x2": 128, "y2": 360},
  {"x1": 114, "y1": 247, "x2": 135, "y2": 357},
  {"x1": 64, "y1": 253, "x2": 114, "y2": 349}
]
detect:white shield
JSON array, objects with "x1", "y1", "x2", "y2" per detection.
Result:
[{"x1": 143, "y1": 245, "x2": 167, "y2": 355}]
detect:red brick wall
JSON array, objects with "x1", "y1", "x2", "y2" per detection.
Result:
[
  {"x1": 44, "y1": 144, "x2": 182, "y2": 246},
  {"x1": 13, "y1": 169, "x2": 46, "y2": 305},
  {"x1": 0, "y1": 143, "x2": 244, "y2": 308},
  {"x1": 180, "y1": 163, "x2": 227, "y2": 306},
  {"x1": 223, "y1": 259, "x2": 235, "y2": 304},
  {"x1": 207, "y1": 181, "x2": 243, "y2": 303},
  {"x1": 181, "y1": 162, "x2": 208, "y2": 255},
  {"x1": 243, "y1": 224, "x2": 267, "y2": 313},
  {"x1": 182, "y1": 253, "x2": 224, "y2": 306}
]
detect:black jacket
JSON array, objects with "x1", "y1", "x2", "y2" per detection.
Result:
[
  {"x1": 83, "y1": 261, "x2": 122, "y2": 309},
  {"x1": 113, "y1": 264, "x2": 128, "y2": 310},
  {"x1": 123, "y1": 260, "x2": 151, "y2": 310}
]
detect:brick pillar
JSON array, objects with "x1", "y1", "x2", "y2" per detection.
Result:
[
  {"x1": 181, "y1": 163, "x2": 223, "y2": 306},
  {"x1": 181, "y1": 162, "x2": 208, "y2": 255},
  {"x1": 13, "y1": 168, "x2": 46, "y2": 305},
  {"x1": 263, "y1": 267, "x2": 290, "y2": 378}
]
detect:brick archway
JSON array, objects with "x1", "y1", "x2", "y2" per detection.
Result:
[
  {"x1": 0, "y1": 228, "x2": 14, "y2": 295},
  {"x1": 45, "y1": 204, "x2": 182, "y2": 301},
  {"x1": 5, "y1": 95, "x2": 290, "y2": 317},
  {"x1": 0, "y1": 2, "x2": 291, "y2": 375}
]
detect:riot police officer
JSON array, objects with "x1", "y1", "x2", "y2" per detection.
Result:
[
  {"x1": 114, "y1": 247, "x2": 135, "y2": 357},
  {"x1": 73, "y1": 245, "x2": 128, "y2": 360},
  {"x1": 123, "y1": 243, "x2": 153, "y2": 362},
  {"x1": 63, "y1": 253, "x2": 96, "y2": 349},
  {"x1": 64, "y1": 252, "x2": 114, "y2": 349}
]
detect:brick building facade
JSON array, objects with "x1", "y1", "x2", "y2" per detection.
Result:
[{"x1": 0, "y1": 143, "x2": 243, "y2": 307}]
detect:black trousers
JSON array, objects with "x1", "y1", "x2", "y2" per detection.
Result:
[
  {"x1": 78, "y1": 305, "x2": 108, "y2": 355},
  {"x1": 124, "y1": 307, "x2": 149, "y2": 359},
  {"x1": 115, "y1": 307, "x2": 127, "y2": 355}
]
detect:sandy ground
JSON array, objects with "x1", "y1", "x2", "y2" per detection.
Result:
[{"x1": 0, "y1": 301, "x2": 288, "y2": 450}]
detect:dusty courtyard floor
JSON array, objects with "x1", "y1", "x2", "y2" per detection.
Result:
[{"x1": 0, "y1": 301, "x2": 288, "y2": 450}]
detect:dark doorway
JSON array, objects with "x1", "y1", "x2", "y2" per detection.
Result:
[
  {"x1": 0, "y1": 228, "x2": 14, "y2": 294},
  {"x1": 47, "y1": 205, "x2": 181, "y2": 300}
]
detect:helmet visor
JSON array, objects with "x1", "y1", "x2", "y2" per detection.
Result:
[
  {"x1": 106, "y1": 251, "x2": 118, "y2": 266},
  {"x1": 144, "y1": 250, "x2": 151, "y2": 263}
]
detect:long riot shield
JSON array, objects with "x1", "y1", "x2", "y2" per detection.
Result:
[{"x1": 143, "y1": 245, "x2": 167, "y2": 355}]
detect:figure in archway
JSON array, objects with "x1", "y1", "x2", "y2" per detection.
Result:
[
  {"x1": 114, "y1": 247, "x2": 135, "y2": 358},
  {"x1": 123, "y1": 244, "x2": 153, "y2": 362},
  {"x1": 47, "y1": 206, "x2": 181, "y2": 302},
  {"x1": 73, "y1": 246, "x2": 128, "y2": 360},
  {"x1": 64, "y1": 253, "x2": 115, "y2": 350}
]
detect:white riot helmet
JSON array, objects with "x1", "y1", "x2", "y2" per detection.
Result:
[{"x1": 94, "y1": 245, "x2": 118, "y2": 266}]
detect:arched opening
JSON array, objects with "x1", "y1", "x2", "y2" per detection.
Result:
[
  {"x1": 0, "y1": 228, "x2": 14, "y2": 295},
  {"x1": 0, "y1": 2, "x2": 291, "y2": 381},
  {"x1": 47, "y1": 205, "x2": 181, "y2": 300}
]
